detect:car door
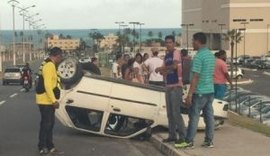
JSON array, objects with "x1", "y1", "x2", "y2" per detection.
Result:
[
  {"x1": 104, "y1": 82, "x2": 161, "y2": 138},
  {"x1": 59, "y1": 76, "x2": 112, "y2": 133}
]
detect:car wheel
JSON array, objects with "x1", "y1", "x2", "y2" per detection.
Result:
[
  {"x1": 236, "y1": 75, "x2": 243, "y2": 80},
  {"x1": 57, "y1": 57, "x2": 83, "y2": 87}
]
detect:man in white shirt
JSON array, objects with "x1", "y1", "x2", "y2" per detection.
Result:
[
  {"x1": 112, "y1": 54, "x2": 122, "y2": 78},
  {"x1": 143, "y1": 47, "x2": 164, "y2": 86}
]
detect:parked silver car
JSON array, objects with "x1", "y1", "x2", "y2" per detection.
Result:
[{"x1": 2, "y1": 67, "x2": 22, "y2": 85}]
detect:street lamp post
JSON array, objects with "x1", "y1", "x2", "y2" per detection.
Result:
[
  {"x1": 181, "y1": 23, "x2": 194, "y2": 52},
  {"x1": 267, "y1": 24, "x2": 270, "y2": 53},
  {"x1": 8, "y1": 0, "x2": 20, "y2": 66},
  {"x1": 18, "y1": 5, "x2": 36, "y2": 63},
  {"x1": 119, "y1": 24, "x2": 128, "y2": 53},
  {"x1": 129, "y1": 22, "x2": 139, "y2": 52},
  {"x1": 241, "y1": 22, "x2": 249, "y2": 65},
  {"x1": 218, "y1": 23, "x2": 226, "y2": 49},
  {"x1": 115, "y1": 21, "x2": 124, "y2": 53},
  {"x1": 138, "y1": 22, "x2": 144, "y2": 52}
]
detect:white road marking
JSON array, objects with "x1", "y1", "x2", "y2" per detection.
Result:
[
  {"x1": 20, "y1": 88, "x2": 24, "y2": 92},
  {"x1": 9, "y1": 93, "x2": 18, "y2": 98},
  {"x1": 0, "y1": 100, "x2": 6, "y2": 106}
]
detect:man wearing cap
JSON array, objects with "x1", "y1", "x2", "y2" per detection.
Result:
[{"x1": 36, "y1": 47, "x2": 63, "y2": 155}]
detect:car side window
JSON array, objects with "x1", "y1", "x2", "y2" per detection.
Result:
[{"x1": 65, "y1": 106, "x2": 103, "y2": 132}]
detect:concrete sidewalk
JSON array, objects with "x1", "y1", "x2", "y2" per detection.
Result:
[{"x1": 151, "y1": 123, "x2": 270, "y2": 156}]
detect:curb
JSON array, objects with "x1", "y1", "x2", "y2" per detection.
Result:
[
  {"x1": 227, "y1": 79, "x2": 253, "y2": 85},
  {"x1": 263, "y1": 71, "x2": 270, "y2": 76},
  {"x1": 241, "y1": 68, "x2": 257, "y2": 72},
  {"x1": 150, "y1": 134, "x2": 190, "y2": 156}
]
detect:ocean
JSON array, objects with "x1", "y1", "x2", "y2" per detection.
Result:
[{"x1": 0, "y1": 28, "x2": 181, "y2": 45}]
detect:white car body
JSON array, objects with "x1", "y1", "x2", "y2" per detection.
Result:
[
  {"x1": 228, "y1": 67, "x2": 244, "y2": 79},
  {"x1": 56, "y1": 75, "x2": 228, "y2": 139}
]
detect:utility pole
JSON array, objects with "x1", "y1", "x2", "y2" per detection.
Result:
[
  {"x1": 115, "y1": 21, "x2": 124, "y2": 53},
  {"x1": 181, "y1": 23, "x2": 194, "y2": 53},
  {"x1": 267, "y1": 24, "x2": 270, "y2": 53},
  {"x1": 218, "y1": 23, "x2": 226, "y2": 49},
  {"x1": 129, "y1": 22, "x2": 139, "y2": 52},
  {"x1": 138, "y1": 22, "x2": 144, "y2": 52},
  {"x1": 241, "y1": 22, "x2": 249, "y2": 65},
  {"x1": 18, "y1": 5, "x2": 36, "y2": 63},
  {"x1": 8, "y1": 0, "x2": 20, "y2": 66}
]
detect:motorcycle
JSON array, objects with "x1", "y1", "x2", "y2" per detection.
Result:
[{"x1": 22, "y1": 76, "x2": 30, "y2": 92}]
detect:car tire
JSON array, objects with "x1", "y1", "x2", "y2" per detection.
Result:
[
  {"x1": 236, "y1": 75, "x2": 243, "y2": 80},
  {"x1": 57, "y1": 57, "x2": 83, "y2": 88},
  {"x1": 2, "y1": 81, "x2": 5, "y2": 85}
]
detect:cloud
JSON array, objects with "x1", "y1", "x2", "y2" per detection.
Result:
[{"x1": 0, "y1": 0, "x2": 181, "y2": 29}]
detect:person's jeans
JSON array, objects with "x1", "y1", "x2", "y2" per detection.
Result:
[
  {"x1": 186, "y1": 93, "x2": 214, "y2": 143},
  {"x1": 214, "y1": 84, "x2": 227, "y2": 100},
  {"x1": 165, "y1": 86, "x2": 186, "y2": 141},
  {"x1": 38, "y1": 105, "x2": 55, "y2": 150}
]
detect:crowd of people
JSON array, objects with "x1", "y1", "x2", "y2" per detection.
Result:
[{"x1": 111, "y1": 33, "x2": 232, "y2": 149}]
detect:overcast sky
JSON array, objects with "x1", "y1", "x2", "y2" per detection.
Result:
[{"x1": 0, "y1": 0, "x2": 182, "y2": 30}]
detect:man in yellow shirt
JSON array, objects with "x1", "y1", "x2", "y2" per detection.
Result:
[{"x1": 36, "y1": 47, "x2": 63, "y2": 155}]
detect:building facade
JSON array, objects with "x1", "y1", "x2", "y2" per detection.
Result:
[
  {"x1": 182, "y1": 0, "x2": 270, "y2": 56},
  {"x1": 47, "y1": 35, "x2": 80, "y2": 52},
  {"x1": 99, "y1": 33, "x2": 118, "y2": 50}
]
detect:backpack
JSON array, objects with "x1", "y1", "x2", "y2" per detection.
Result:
[{"x1": 35, "y1": 58, "x2": 60, "y2": 99}]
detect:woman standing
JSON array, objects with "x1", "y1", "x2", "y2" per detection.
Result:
[{"x1": 133, "y1": 53, "x2": 144, "y2": 84}]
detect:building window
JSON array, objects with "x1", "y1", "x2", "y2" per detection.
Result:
[
  {"x1": 250, "y1": 18, "x2": 264, "y2": 22},
  {"x1": 233, "y1": 19, "x2": 247, "y2": 22}
]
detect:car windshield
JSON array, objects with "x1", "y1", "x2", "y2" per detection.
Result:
[{"x1": 5, "y1": 68, "x2": 20, "y2": 72}]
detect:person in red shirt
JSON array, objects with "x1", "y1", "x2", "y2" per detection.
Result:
[{"x1": 214, "y1": 50, "x2": 233, "y2": 100}]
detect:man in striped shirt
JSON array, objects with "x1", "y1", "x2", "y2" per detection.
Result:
[{"x1": 178, "y1": 32, "x2": 215, "y2": 148}]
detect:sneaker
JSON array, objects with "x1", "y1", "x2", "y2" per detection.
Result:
[
  {"x1": 49, "y1": 148, "x2": 64, "y2": 155},
  {"x1": 39, "y1": 148, "x2": 49, "y2": 155},
  {"x1": 175, "y1": 141, "x2": 194, "y2": 148},
  {"x1": 201, "y1": 141, "x2": 214, "y2": 148},
  {"x1": 162, "y1": 138, "x2": 177, "y2": 143}
]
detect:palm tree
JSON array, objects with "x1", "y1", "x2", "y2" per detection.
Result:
[
  {"x1": 158, "y1": 32, "x2": 163, "y2": 39},
  {"x1": 148, "y1": 31, "x2": 153, "y2": 38},
  {"x1": 89, "y1": 31, "x2": 105, "y2": 52},
  {"x1": 224, "y1": 29, "x2": 243, "y2": 80}
]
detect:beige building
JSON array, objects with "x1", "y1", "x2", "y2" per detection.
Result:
[
  {"x1": 182, "y1": 0, "x2": 270, "y2": 56},
  {"x1": 47, "y1": 35, "x2": 80, "y2": 52},
  {"x1": 100, "y1": 33, "x2": 118, "y2": 50}
]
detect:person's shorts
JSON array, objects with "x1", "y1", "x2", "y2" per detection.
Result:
[{"x1": 214, "y1": 84, "x2": 227, "y2": 100}]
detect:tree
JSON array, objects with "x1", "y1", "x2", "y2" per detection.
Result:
[
  {"x1": 148, "y1": 31, "x2": 153, "y2": 38},
  {"x1": 223, "y1": 29, "x2": 243, "y2": 80},
  {"x1": 172, "y1": 31, "x2": 176, "y2": 37},
  {"x1": 59, "y1": 33, "x2": 65, "y2": 39},
  {"x1": 89, "y1": 31, "x2": 105, "y2": 53},
  {"x1": 66, "y1": 35, "x2": 72, "y2": 39},
  {"x1": 158, "y1": 32, "x2": 163, "y2": 39}
]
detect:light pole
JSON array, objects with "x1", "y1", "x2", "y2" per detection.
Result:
[
  {"x1": 129, "y1": 22, "x2": 139, "y2": 52},
  {"x1": 267, "y1": 24, "x2": 270, "y2": 53},
  {"x1": 115, "y1": 21, "x2": 124, "y2": 53},
  {"x1": 8, "y1": 0, "x2": 20, "y2": 66},
  {"x1": 241, "y1": 22, "x2": 249, "y2": 65},
  {"x1": 18, "y1": 5, "x2": 36, "y2": 63},
  {"x1": 181, "y1": 23, "x2": 194, "y2": 52},
  {"x1": 138, "y1": 22, "x2": 144, "y2": 52},
  {"x1": 218, "y1": 23, "x2": 226, "y2": 49},
  {"x1": 120, "y1": 24, "x2": 128, "y2": 54}
]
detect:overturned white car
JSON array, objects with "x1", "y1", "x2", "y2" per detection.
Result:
[{"x1": 56, "y1": 58, "x2": 228, "y2": 139}]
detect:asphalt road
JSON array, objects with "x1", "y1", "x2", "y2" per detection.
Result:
[
  {"x1": 239, "y1": 70, "x2": 270, "y2": 97},
  {"x1": 0, "y1": 60, "x2": 164, "y2": 156}
]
